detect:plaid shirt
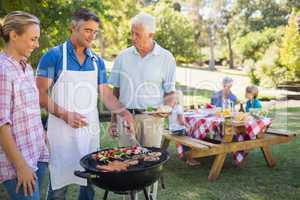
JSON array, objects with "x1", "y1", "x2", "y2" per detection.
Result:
[{"x1": 0, "y1": 52, "x2": 49, "y2": 183}]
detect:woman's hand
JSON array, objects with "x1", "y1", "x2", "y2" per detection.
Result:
[{"x1": 16, "y1": 162, "x2": 37, "y2": 197}]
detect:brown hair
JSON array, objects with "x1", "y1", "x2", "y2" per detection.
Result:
[
  {"x1": 246, "y1": 85, "x2": 259, "y2": 99},
  {"x1": 0, "y1": 11, "x2": 40, "y2": 43},
  {"x1": 71, "y1": 8, "x2": 100, "y2": 25}
]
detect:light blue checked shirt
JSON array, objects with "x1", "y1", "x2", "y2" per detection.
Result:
[{"x1": 109, "y1": 43, "x2": 176, "y2": 109}]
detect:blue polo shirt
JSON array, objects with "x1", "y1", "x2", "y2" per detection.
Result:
[{"x1": 36, "y1": 40, "x2": 107, "y2": 85}]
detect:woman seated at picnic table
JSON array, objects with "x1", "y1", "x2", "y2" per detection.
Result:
[
  {"x1": 166, "y1": 90, "x2": 201, "y2": 166},
  {"x1": 211, "y1": 77, "x2": 238, "y2": 108}
]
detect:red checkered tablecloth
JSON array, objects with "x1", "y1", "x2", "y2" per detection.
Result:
[{"x1": 176, "y1": 112, "x2": 272, "y2": 164}]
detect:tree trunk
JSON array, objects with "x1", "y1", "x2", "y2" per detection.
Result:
[
  {"x1": 226, "y1": 32, "x2": 234, "y2": 69},
  {"x1": 208, "y1": 25, "x2": 216, "y2": 71}
]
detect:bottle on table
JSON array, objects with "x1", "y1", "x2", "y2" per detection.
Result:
[{"x1": 239, "y1": 102, "x2": 245, "y2": 112}]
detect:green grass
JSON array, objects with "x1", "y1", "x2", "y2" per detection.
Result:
[
  {"x1": 1, "y1": 108, "x2": 300, "y2": 200},
  {"x1": 269, "y1": 107, "x2": 300, "y2": 132},
  {"x1": 176, "y1": 83, "x2": 214, "y2": 106}
]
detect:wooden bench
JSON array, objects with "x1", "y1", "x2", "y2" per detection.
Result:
[{"x1": 161, "y1": 123, "x2": 294, "y2": 181}]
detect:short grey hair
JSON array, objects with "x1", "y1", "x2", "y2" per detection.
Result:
[
  {"x1": 131, "y1": 12, "x2": 156, "y2": 33},
  {"x1": 222, "y1": 77, "x2": 233, "y2": 86}
]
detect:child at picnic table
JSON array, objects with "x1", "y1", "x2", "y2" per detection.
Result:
[
  {"x1": 245, "y1": 85, "x2": 262, "y2": 112},
  {"x1": 166, "y1": 90, "x2": 201, "y2": 166}
]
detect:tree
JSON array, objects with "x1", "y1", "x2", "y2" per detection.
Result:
[
  {"x1": 279, "y1": 10, "x2": 300, "y2": 80},
  {"x1": 217, "y1": 0, "x2": 236, "y2": 69},
  {"x1": 145, "y1": 2, "x2": 200, "y2": 63},
  {"x1": 0, "y1": 0, "x2": 103, "y2": 67},
  {"x1": 232, "y1": 0, "x2": 290, "y2": 35},
  {"x1": 234, "y1": 27, "x2": 283, "y2": 63},
  {"x1": 98, "y1": 0, "x2": 141, "y2": 59}
]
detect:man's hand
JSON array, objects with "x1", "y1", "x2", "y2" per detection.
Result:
[
  {"x1": 16, "y1": 162, "x2": 36, "y2": 197},
  {"x1": 62, "y1": 111, "x2": 88, "y2": 128}
]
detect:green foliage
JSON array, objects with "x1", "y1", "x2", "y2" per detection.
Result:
[
  {"x1": 255, "y1": 44, "x2": 286, "y2": 87},
  {"x1": 146, "y1": 2, "x2": 201, "y2": 63},
  {"x1": 0, "y1": 0, "x2": 103, "y2": 67},
  {"x1": 279, "y1": 11, "x2": 300, "y2": 80},
  {"x1": 99, "y1": 0, "x2": 141, "y2": 59},
  {"x1": 234, "y1": 27, "x2": 284, "y2": 62},
  {"x1": 243, "y1": 59, "x2": 260, "y2": 85},
  {"x1": 247, "y1": 11, "x2": 300, "y2": 87},
  {"x1": 233, "y1": 0, "x2": 290, "y2": 34}
]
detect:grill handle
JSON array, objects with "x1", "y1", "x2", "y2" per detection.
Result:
[{"x1": 74, "y1": 170, "x2": 100, "y2": 179}]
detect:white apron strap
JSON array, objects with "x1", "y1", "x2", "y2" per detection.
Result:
[
  {"x1": 62, "y1": 42, "x2": 67, "y2": 71},
  {"x1": 89, "y1": 49, "x2": 98, "y2": 72}
]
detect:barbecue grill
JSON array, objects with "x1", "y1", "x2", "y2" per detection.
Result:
[{"x1": 74, "y1": 147, "x2": 169, "y2": 200}]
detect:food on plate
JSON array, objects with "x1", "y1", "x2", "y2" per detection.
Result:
[
  {"x1": 249, "y1": 109, "x2": 268, "y2": 119},
  {"x1": 144, "y1": 105, "x2": 172, "y2": 117},
  {"x1": 216, "y1": 108, "x2": 231, "y2": 118},
  {"x1": 146, "y1": 106, "x2": 156, "y2": 112},
  {"x1": 157, "y1": 105, "x2": 172, "y2": 113},
  {"x1": 234, "y1": 112, "x2": 249, "y2": 122}
]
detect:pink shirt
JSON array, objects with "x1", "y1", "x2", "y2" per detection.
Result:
[{"x1": 0, "y1": 52, "x2": 49, "y2": 183}]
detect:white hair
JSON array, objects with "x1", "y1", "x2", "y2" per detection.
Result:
[
  {"x1": 131, "y1": 12, "x2": 156, "y2": 33},
  {"x1": 222, "y1": 77, "x2": 233, "y2": 86}
]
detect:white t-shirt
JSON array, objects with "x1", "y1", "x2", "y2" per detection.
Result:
[{"x1": 168, "y1": 104, "x2": 186, "y2": 131}]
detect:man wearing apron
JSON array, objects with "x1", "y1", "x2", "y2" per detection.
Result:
[{"x1": 36, "y1": 9, "x2": 134, "y2": 200}]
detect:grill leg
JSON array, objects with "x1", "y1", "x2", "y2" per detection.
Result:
[
  {"x1": 143, "y1": 188, "x2": 150, "y2": 200},
  {"x1": 151, "y1": 182, "x2": 158, "y2": 200},
  {"x1": 103, "y1": 190, "x2": 109, "y2": 200},
  {"x1": 130, "y1": 191, "x2": 136, "y2": 200},
  {"x1": 160, "y1": 175, "x2": 166, "y2": 189}
]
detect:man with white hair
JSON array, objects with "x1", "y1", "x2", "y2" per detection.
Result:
[
  {"x1": 211, "y1": 76, "x2": 237, "y2": 107},
  {"x1": 109, "y1": 12, "x2": 176, "y2": 148}
]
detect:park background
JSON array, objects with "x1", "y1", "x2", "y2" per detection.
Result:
[{"x1": 1, "y1": 0, "x2": 300, "y2": 199}]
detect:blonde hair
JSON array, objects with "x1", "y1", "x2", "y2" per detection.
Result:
[
  {"x1": 0, "y1": 11, "x2": 40, "y2": 43},
  {"x1": 246, "y1": 85, "x2": 259, "y2": 98}
]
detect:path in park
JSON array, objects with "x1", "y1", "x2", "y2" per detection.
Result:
[
  {"x1": 105, "y1": 61, "x2": 299, "y2": 107},
  {"x1": 176, "y1": 66, "x2": 300, "y2": 108},
  {"x1": 176, "y1": 66, "x2": 272, "y2": 98}
]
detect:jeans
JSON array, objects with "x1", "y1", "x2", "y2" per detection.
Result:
[
  {"x1": 171, "y1": 129, "x2": 187, "y2": 136},
  {"x1": 46, "y1": 180, "x2": 94, "y2": 200},
  {"x1": 3, "y1": 162, "x2": 48, "y2": 200}
]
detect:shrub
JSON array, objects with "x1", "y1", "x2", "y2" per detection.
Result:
[
  {"x1": 234, "y1": 27, "x2": 284, "y2": 63},
  {"x1": 146, "y1": 3, "x2": 201, "y2": 63},
  {"x1": 255, "y1": 44, "x2": 287, "y2": 87},
  {"x1": 279, "y1": 11, "x2": 300, "y2": 81}
]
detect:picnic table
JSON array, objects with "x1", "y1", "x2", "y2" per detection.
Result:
[{"x1": 161, "y1": 110, "x2": 294, "y2": 181}]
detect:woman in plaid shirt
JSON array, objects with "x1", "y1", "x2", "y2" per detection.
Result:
[{"x1": 0, "y1": 11, "x2": 49, "y2": 199}]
